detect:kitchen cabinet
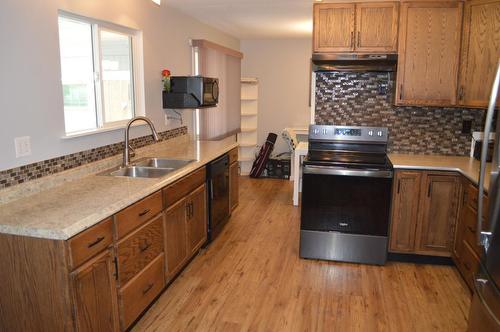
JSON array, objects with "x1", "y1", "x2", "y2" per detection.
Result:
[
  {"x1": 187, "y1": 185, "x2": 208, "y2": 256},
  {"x1": 453, "y1": 180, "x2": 488, "y2": 291},
  {"x1": 395, "y1": 1, "x2": 463, "y2": 106},
  {"x1": 389, "y1": 170, "x2": 461, "y2": 257},
  {"x1": 229, "y1": 147, "x2": 239, "y2": 212},
  {"x1": 355, "y1": 2, "x2": 399, "y2": 53},
  {"x1": 163, "y1": 167, "x2": 207, "y2": 282},
  {"x1": 313, "y1": 2, "x2": 398, "y2": 54},
  {"x1": 390, "y1": 171, "x2": 422, "y2": 252},
  {"x1": 71, "y1": 250, "x2": 120, "y2": 332},
  {"x1": 458, "y1": 0, "x2": 500, "y2": 108},
  {"x1": 416, "y1": 174, "x2": 461, "y2": 255},
  {"x1": 314, "y1": 3, "x2": 355, "y2": 53}
]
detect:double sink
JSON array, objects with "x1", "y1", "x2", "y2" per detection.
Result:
[{"x1": 101, "y1": 158, "x2": 195, "y2": 178}]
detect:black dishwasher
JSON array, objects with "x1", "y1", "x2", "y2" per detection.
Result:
[{"x1": 207, "y1": 154, "x2": 230, "y2": 243}]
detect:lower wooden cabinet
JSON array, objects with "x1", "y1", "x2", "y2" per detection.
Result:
[
  {"x1": 165, "y1": 197, "x2": 189, "y2": 280},
  {"x1": 187, "y1": 184, "x2": 208, "y2": 255},
  {"x1": 164, "y1": 183, "x2": 208, "y2": 282},
  {"x1": 390, "y1": 170, "x2": 461, "y2": 256},
  {"x1": 71, "y1": 250, "x2": 120, "y2": 332}
]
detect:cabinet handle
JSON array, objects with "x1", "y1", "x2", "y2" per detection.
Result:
[
  {"x1": 138, "y1": 209, "x2": 150, "y2": 217},
  {"x1": 427, "y1": 182, "x2": 432, "y2": 197},
  {"x1": 190, "y1": 202, "x2": 194, "y2": 218},
  {"x1": 397, "y1": 180, "x2": 401, "y2": 194},
  {"x1": 113, "y1": 256, "x2": 119, "y2": 281},
  {"x1": 357, "y1": 31, "x2": 361, "y2": 47},
  {"x1": 142, "y1": 283, "x2": 154, "y2": 295},
  {"x1": 459, "y1": 86, "x2": 464, "y2": 101},
  {"x1": 139, "y1": 241, "x2": 151, "y2": 252},
  {"x1": 351, "y1": 31, "x2": 354, "y2": 48},
  {"x1": 186, "y1": 204, "x2": 190, "y2": 219},
  {"x1": 87, "y1": 236, "x2": 105, "y2": 248},
  {"x1": 399, "y1": 84, "x2": 403, "y2": 100}
]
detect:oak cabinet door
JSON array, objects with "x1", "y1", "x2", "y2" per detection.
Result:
[
  {"x1": 229, "y1": 162, "x2": 239, "y2": 212},
  {"x1": 71, "y1": 250, "x2": 119, "y2": 332},
  {"x1": 164, "y1": 198, "x2": 188, "y2": 280},
  {"x1": 186, "y1": 184, "x2": 207, "y2": 255},
  {"x1": 355, "y1": 2, "x2": 399, "y2": 53},
  {"x1": 416, "y1": 174, "x2": 461, "y2": 256},
  {"x1": 458, "y1": 0, "x2": 500, "y2": 108},
  {"x1": 390, "y1": 171, "x2": 422, "y2": 253},
  {"x1": 396, "y1": 1, "x2": 463, "y2": 106},
  {"x1": 313, "y1": 3, "x2": 355, "y2": 53}
]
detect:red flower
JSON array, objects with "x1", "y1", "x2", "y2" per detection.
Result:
[{"x1": 162, "y1": 69, "x2": 171, "y2": 77}]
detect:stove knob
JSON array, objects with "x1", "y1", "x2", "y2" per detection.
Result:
[
  {"x1": 368, "y1": 130, "x2": 374, "y2": 136},
  {"x1": 322, "y1": 129, "x2": 328, "y2": 135},
  {"x1": 377, "y1": 131, "x2": 383, "y2": 137},
  {"x1": 313, "y1": 128, "x2": 320, "y2": 135}
]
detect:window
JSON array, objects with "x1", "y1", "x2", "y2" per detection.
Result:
[{"x1": 58, "y1": 14, "x2": 140, "y2": 134}]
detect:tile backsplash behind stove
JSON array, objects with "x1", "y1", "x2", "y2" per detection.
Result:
[{"x1": 315, "y1": 71, "x2": 485, "y2": 155}]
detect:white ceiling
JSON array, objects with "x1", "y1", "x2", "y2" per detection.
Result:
[{"x1": 164, "y1": 0, "x2": 314, "y2": 39}]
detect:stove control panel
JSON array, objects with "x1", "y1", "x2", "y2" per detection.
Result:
[{"x1": 308, "y1": 125, "x2": 388, "y2": 142}]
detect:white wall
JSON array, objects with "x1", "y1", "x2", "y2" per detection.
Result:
[
  {"x1": 241, "y1": 38, "x2": 312, "y2": 154},
  {"x1": 0, "y1": 0, "x2": 239, "y2": 171}
]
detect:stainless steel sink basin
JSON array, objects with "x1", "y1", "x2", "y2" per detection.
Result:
[
  {"x1": 101, "y1": 166, "x2": 173, "y2": 178},
  {"x1": 133, "y1": 158, "x2": 195, "y2": 170}
]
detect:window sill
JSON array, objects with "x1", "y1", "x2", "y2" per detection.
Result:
[{"x1": 61, "y1": 122, "x2": 147, "y2": 140}]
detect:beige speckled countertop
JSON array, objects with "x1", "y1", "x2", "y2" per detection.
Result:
[
  {"x1": 389, "y1": 154, "x2": 491, "y2": 191},
  {"x1": 0, "y1": 136, "x2": 238, "y2": 240}
]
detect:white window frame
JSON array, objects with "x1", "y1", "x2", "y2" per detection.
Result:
[{"x1": 58, "y1": 11, "x2": 145, "y2": 137}]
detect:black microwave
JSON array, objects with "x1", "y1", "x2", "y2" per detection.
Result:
[{"x1": 162, "y1": 76, "x2": 219, "y2": 109}]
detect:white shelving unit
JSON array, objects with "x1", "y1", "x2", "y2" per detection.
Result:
[{"x1": 239, "y1": 77, "x2": 259, "y2": 175}]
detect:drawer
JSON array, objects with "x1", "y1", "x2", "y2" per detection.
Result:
[
  {"x1": 117, "y1": 214, "x2": 164, "y2": 286},
  {"x1": 119, "y1": 253, "x2": 165, "y2": 330},
  {"x1": 163, "y1": 167, "x2": 206, "y2": 207},
  {"x1": 67, "y1": 217, "x2": 113, "y2": 269},
  {"x1": 228, "y1": 147, "x2": 238, "y2": 164},
  {"x1": 465, "y1": 183, "x2": 489, "y2": 219},
  {"x1": 460, "y1": 241, "x2": 480, "y2": 291},
  {"x1": 115, "y1": 191, "x2": 163, "y2": 239}
]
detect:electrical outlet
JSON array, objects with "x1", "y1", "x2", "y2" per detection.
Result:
[{"x1": 15, "y1": 136, "x2": 32, "y2": 158}]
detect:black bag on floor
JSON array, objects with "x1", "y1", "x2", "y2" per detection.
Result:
[{"x1": 250, "y1": 133, "x2": 278, "y2": 178}]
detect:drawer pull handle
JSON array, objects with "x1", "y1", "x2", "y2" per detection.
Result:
[
  {"x1": 467, "y1": 226, "x2": 476, "y2": 234},
  {"x1": 139, "y1": 242, "x2": 151, "y2": 252},
  {"x1": 139, "y1": 209, "x2": 151, "y2": 217},
  {"x1": 142, "y1": 283, "x2": 154, "y2": 295},
  {"x1": 87, "y1": 236, "x2": 105, "y2": 248}
]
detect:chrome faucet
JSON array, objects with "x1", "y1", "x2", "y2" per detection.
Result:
[{"x1": 123, "y1": 116, "x2": 160, "y2": 167}]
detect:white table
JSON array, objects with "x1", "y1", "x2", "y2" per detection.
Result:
[{"x1": 292, "y1": 142, "x2": 308, "y2": 206}]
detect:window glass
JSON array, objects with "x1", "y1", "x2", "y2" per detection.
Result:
[
  {"x1": 100, "y1": 30, "x2": 134, "y2": 124},
  {"x1": 58, "y1": 16, "x2": 97, "y2": 133}
]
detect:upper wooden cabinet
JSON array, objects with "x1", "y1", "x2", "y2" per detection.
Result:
[
  {"x1": 356, "y1": 2, "x2": 399, "y2": 52},
  {"x1": 313, "y1": 2, "x2": 399, "y2": 54},
  {"x1": 395, "y1": 1, "x2": 463, "y2": 106},
  {"x1": 458, "y1": 0, "x2": 500, "y2": 108},
  {"x1": 314, "y1": 3, "x2": 355, "y2": 53}
]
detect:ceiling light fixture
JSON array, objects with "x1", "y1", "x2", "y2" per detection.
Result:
[{"x1": 152, "y1": 0, "x2": 161, "y2": 5}]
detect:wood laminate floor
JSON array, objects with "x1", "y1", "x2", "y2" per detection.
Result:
[{"x1": 133, "y1": 177, "x2": 471, "y2": 332}]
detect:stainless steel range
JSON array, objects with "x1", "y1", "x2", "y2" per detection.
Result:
[{"x1": 300, "y1": 125, "x2": 393, "y2": 265}]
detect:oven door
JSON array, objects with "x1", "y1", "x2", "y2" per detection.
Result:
[{"x1": 300, "y1": 165, "x2": 393, "y2": 237}]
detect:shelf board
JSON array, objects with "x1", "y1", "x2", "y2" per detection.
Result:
[
  {"x1": 241, "y1": 77, "x2": 259, "y2": 84},
  {"x1": 239, "y1": 143, "x2": 256, "y2": 147},
  {"x1": 241, "y1": 98, "x2": 258, "y2": 101},
  {"x1": 241, "y1": 112, "x2": 258, "y2": 116}
]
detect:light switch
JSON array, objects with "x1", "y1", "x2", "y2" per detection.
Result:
[{"x1": 15, "y1": 136, "x2": 32, "y2": 158}]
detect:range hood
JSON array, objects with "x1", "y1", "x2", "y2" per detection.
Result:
[{"x1": 312, "y1": 53, "x2": 397, "y2": 72}]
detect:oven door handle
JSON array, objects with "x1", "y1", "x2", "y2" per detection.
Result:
[{"x1": 303, "y1": 165, "x2": 393, "y2": 178}]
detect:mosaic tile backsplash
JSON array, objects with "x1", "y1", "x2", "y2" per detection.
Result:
[
  {"x1": 0, "y1": 126, "x2": 187, "y2": 189},
  {"x1": 315, "y1": 72, "x2": 485, "y2": 155}
]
